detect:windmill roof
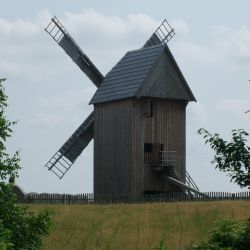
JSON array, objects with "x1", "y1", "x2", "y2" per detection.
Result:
[{"x1": 90, "y1": 44, "x2": 196, "y2": 104}]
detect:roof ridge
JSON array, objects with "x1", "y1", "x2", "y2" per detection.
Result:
[{"x1": 128, "y1": 43, "x2": 165, "y2": 54}]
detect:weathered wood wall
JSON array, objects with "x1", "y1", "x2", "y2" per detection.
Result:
[
  {"x1": 94, "y1": 99, "x2": 133, "y2": 195},
  {"x1": 94, "y1": 98, "x2": 186, "y2": 196},
  {"x1": 131, "y1": 98, "x2": 186, "y2": 195}
]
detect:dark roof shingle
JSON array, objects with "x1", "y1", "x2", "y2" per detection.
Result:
[
  {"x1": 90, "y1": 44, "x2": 196, "y2": 104},
  {"x1": 90, "y1": 45, "x2": 164, "y2": 104}
]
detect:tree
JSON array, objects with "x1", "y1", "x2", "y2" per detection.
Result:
[
  {"x1": 198, "y1": 128, "x2": 250, "y2": 189},
  {"x1": 0, "y1": 222, "x2": 12, "y2": 250},
  {"x1": 187, "y1": 217, "x2": 250, "y2": 250},
  {"x1": 0, "y1": 78, "x2": 51, "y2": 249}
]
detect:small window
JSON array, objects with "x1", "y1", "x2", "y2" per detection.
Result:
[
  {"x1": 144, "y1": 143, "x2": 152, "y2": 163},
  {"x1": 144, "y1": 143, "x2": 152, "y2": 152},
  {"x1": 144, "y1": 143, "x2": 164, "y2": 164},
  {"x1": 143, "y1": 100, "x2": 153, "y2": 117}
]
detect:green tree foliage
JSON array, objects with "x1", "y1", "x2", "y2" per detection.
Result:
[
  {"x1": 0, "y1": 78, "x2": 51, "y2": 249},
  {"x1": 0, "y1": 78, "x2": 19, "y2": 184},
  {"x1": 198, "y1": 128, "x2": 250, "y2": 189},
  {"x1": 0, "y1": 222, "x2": 12, "y2": 250},
  {"x1": 187, "y1": 217, "x2": 250, "y2": 250}
]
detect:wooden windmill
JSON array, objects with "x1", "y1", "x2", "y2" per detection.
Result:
[{"x1": 44, "y1": 17, "x2": 205, "y2": 197}]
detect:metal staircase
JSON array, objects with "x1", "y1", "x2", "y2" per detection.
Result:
[
  {"x1": 169, "y1": 166, "x2": 180, "y2": 180},
  {"x1": 150, "y1": 150, "x2": 207, "y2": 197},
  {"x1": 44, "y1": 111, "x2": 94, "y2": 179},
  {"x1": 157, "y1": 164, "x2": 201, "y2": 195},
  {"x1": 167, "y1": 169, "x2": 207, "y2": 198}
]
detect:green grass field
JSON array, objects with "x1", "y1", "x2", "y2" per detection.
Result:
[{"x1": 30, "y1": 201, "x2": 250, "y2": 250}]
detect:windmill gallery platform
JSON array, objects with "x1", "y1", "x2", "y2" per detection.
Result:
[{"x1": 44, "y1": 17, "x2": 206, "y2": 198}]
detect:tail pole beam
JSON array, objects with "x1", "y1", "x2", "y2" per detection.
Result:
[{"x1": 165, "y1": 175, "x2": 209, "y2": 198}]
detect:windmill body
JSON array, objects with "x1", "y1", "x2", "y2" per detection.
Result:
[
  {"x1": 44, "y1": 18, "x2": 205, "y2": 197},
  {"x1": 90, "y1": 44, "x2": 196, "y2": 196}
]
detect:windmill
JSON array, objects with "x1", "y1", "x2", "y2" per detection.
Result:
[{"x1": 44, "y1": 17, "x2": 206, "y2": 197}]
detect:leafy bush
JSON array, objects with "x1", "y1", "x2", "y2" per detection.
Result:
[
  {"x1": 0, "y1": 221, "x2": 12, "y2": 250},
  {"x1": 187, "y1": 217, "x2": 250, "y2": 250},
  {"x1": 198, "y1": 128, "x2": 250, "y2": 188},
  {"x1": 0, "y1": 78, "x2": 51, "y2": 249},
  {"x1": 0, "y1": 185, "x2": 51, "y2": 249}
]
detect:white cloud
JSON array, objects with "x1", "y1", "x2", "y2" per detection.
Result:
[
  {"x1": 0, "y1": 18, "x2": 38, "y2": 37},
  {"x1": 0, "y1": 59, "x2": 41, "y2": 78},
  {"x1": 217, "y1": 99, "x2": 250, "y2": 119},
  {"x1": 173, "y1": 24, "x2": 250, "y2": 66},
  {"x1": 30, "y1": 112, "x2": 64, "y2": 127},
  {"x1": 37, "y1": 88, "x2": 95, "y2": 111},
  {"x1": 127, "y1": 13, "x2": 159, "y2": 33},
  {"x1": 65, "y1": 10, "x2": 128, "y2": 36},
  {"x1": 0, "y1": 60, "x2": 21, "y2": 75},
  {"x1": 0, "y1": 9, "x2": 166, "y2": 81},
  {"x1": 1, "y1": 9, "x2": 249, "y2": 82},
  {"x1": 212, "y1": 25, "x2": 250, "y2": 63},
  {"x1": 30, "y1": 87, "x2": 96, "y2": 128},
  {"x1": 37, "y1": 9, "x2": 53, "y2": 27},
  {"x1": 63, "y1": 10, "x2": 158, "y2": 37},
  {"x1": 174, "y1": 41, "x2": 223, "y2": 64},
  {"x1": 170, "y1": 18, "x2": 189, "y2": 36},
  {"x1": 60, "y1": 10, "x2": 162, "y2": 51},
  {"x1": 188, "y1": 102, "x2": 208, "y2": 124}
]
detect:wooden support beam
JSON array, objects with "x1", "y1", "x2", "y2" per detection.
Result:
[{"x1": 164, "y1": 175, "x2": 209, "y2": 198}]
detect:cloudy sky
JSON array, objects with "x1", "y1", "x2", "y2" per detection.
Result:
[{"x1": 1, "y1": 0, "x2": 250, "y2": 194}]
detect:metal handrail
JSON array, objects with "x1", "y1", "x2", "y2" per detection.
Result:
[
  {"x1": 160, "y1": 151, "x2": 176, "y2": 165},
  {"x1": 185, "y1": 170, "x2": 199, "y2": 191}
]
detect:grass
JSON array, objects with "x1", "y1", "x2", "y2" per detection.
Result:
[{"x1": 29, "y1": 201, "x2": 250, "y2": 250}]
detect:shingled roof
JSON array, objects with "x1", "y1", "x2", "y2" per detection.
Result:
[{"x1": 90, "y1": 44, "x2": 196, "y2": 104}]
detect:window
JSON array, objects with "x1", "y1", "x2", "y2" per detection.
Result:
[
  {"x1": 144, "y1": 143, "x2": 152, "y2": 163},
  {"x1": 144, "y1": 143, "x2": 152, "y2": 152},
  {"x1": 144, "y1": 143, "x2": 164, "y2": 164},
  {"x1": 143, "y1": 100, "x2": 153, "y2": 117}
]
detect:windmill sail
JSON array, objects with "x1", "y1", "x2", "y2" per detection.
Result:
[
  {"x1": 143, "y1": 19, "x2": 175, "y2": 48},
  {"x1": 44, "y1": 112, "x2": 94, "y2": 179},
  {"x1": 44, "y1": 17, "x2": 104, "y2": 179},
  {"x1": 43, "y1": 17, "x2": 176, "y2": 180},
  {"x1": 45, "y1": 16, "x2": 104, "y2": 87}
]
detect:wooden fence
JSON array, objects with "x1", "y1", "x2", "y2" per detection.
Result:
[{"x1": 17, "y1": 191, "x2": 250, "y2": 205}]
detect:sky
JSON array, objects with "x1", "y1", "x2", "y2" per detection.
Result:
[{"x1": 1, "y1": 0, "x2": 250, "y2": 194}]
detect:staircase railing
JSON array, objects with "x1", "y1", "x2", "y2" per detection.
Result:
[
  {"x1": 151, "y1": 150, "x2": 200, "y2": 194},
  {"x1": 160, "y1": 151, "x2": 176, "y2": 165},
  {"x1": 185, "y1": 170, "x2": 199, "y2": 191}
]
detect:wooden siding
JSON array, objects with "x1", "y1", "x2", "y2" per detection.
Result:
[
  {"x1": 131, "y1": 98, "x2": 186, "y2": 195},
  {"x1": 94, "y1": 99, "x2": 133, "y2": 195},
  {"x1": 94, "y1": 98, "x2": 187, "y2": 196}
]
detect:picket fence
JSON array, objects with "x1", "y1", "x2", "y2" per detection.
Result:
[{"x1": 18, "y1": 191, "x2": 250, "y2": 205}]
